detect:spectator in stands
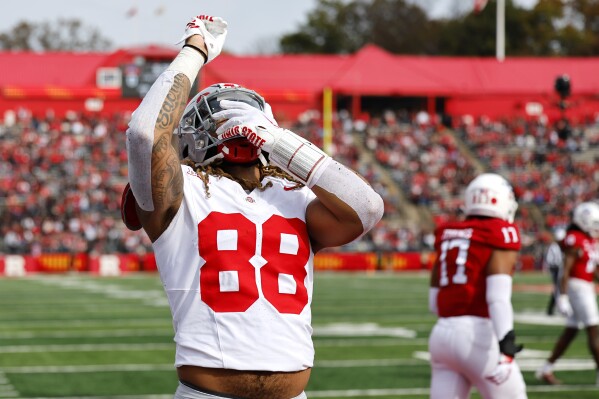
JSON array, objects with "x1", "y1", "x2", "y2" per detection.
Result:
[
  {"x1": 536, "y1": 201, "x2": 599, "y2": 386},
  {"x1": 2, "y1": 68, "x2": 599, "y2": 258},
  {"x1": 543, "y1": 228, "x2": 566, "y2": 316},
  {"x1": 428, "y1": 173, "x2": 527, "y2": 399},
  {"x1": 120, "y1": 13, "x2": 383, "y2": 399}
]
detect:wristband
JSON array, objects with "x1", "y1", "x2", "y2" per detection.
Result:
[
  {"x1": 269, "y1": 129, "x2": 329, "y2": 186},
  {"x1": 166, "y1": 47, "x2": 204, "y2": 85},
  {"x1": 183, "y1": 43, "x2": 208, "y2": 64},
  {"x1": 498, "y1": 330, "x2": 523, "y2": 357}
]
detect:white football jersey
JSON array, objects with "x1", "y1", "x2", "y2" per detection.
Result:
[{"x1": 153, "y1": 165, "x2": 316, "y2": 371}]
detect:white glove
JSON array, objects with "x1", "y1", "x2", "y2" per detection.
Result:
[
  {"x1": 557, "y1": 294, "x2": 573, "y2": 317},
  {"x1": 214, "y1": 100, "x2": 282, "y2": 153},
  {"x1": 485, "y1": 354, "x2": 514, "y2": 385},
  {"x1": 176, "y1": 15, "x2": 228, "y2": 63},
  {"x1": 264, "y1": 102, "x2": 275, "y2": 120}
]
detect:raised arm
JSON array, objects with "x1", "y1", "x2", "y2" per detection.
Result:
[
  {"x1": 126, "y1": 15, "x2": 227, "y2": 241},
  {"x1": 212, "y1": 102, "x2": 385, "y2": 252}
]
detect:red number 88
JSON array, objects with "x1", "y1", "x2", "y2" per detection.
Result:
[{"x1": 199, "y1": 212, "x2": 310, "y2": 315}]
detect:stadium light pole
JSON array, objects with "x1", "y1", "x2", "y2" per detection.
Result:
[{"x1": 496, "y1": 0, "x2": 505, "y2": 62}]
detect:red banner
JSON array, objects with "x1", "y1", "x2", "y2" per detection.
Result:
[
  {"x1": 379, "y1": 252, "x2": 436, "y2": 271},
  {"x1": 313, "y1": 252, "x2": 378, "y2": 271},
  {"x1": 38, "y1": 253, "x2": 72, "y2": 273},
  {"x1": 0, "y1": 251, "x2": 536, "y2": 275},
  {"x1": 87, "y1": 254, "x2": 141, "y2": 275}
]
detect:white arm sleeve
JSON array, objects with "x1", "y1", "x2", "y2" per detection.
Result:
[
  {"x1": 429, "y1": 287, "x2": 439, "y2": 315},
  {"x1": 268, "y1": 129, "x2": 384, "y2": 235},
  {"x1": 311, "y1": 159, "x2": 385, "y2": 235},
  {"x1": 126, "y1": 47, "x2": 204, "y2": 211},
  {"x1": 486, "y1": 274, "x2": 514, "y2": 341}
]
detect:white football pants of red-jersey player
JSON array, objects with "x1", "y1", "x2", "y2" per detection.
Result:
[
  {"x1": 429, "y1": 317, "x2": 526, "y2": 399},
  {"x1": 562, "y1": 229, "x2": 599, "y2": 329}
]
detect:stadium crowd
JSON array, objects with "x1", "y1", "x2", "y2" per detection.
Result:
[
  {"x1": 455, "y1": 115, "x2": 599, "y2": 231},
  {"x1": 1, "y1": 107, "x2": 598, "y2": 258}
]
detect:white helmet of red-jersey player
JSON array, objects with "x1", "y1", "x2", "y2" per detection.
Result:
[
  {"x1": 572, "y1": 201, "x2": 599, "y2": 238},
  {"x1": 175, "y1": 83, "x2": 270, "y2": 166},
  {"x1": 463, "y1": 173, "x2": 518, "y2": 223}
]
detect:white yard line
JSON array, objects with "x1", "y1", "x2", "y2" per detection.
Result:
[
  {"x1": 0, "y1": 343, "x2": 173, "y2": 353},
  {"x1": 0, "y1": 329, "x2": 173, "y2": 340},
  {"x1": 7, "y1": 396, "x2": 172, "y2": 399},
  {"x1": 0, "y1": 372, "x2": 18, "y2": 398},
  {"x1": 2, "y1": 385, "x2": 598, "y2": 399},
  {"x1": 317, "y1": 359, "x2": 425, "y2": 367},
  {"x1": 0, "y1": 359, "x2": 423, "y2": 374},
  {"x1": 315, "y1": 338, "x2": 428, "y2": 346},
  {"x1": 0, "y1": 364, "x2": 173, "y2": 374},
  {"x1": 414, "y1": 349, "x2": 598, "y2": 372}
]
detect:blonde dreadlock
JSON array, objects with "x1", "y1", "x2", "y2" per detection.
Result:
[{"x1": 182, "y1": 159, "x2": 304, "y2": 198}]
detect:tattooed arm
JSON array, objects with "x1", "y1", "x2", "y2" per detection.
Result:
[
  {"x1": 132, "y1": 36, "x2": 204, "y2": 242},
  {"x1": 135, "y1": 73, "x2": 190, "y2": 241}
]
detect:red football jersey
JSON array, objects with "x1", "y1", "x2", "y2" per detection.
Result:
[
  {"x1": 562, "y1": 230, "x2": 599, "y2": 282},
  {"x1": 435, "y1": 217, "x2": 521, "y2": 318}
]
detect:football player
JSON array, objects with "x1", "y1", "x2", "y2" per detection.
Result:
[
  {"x1": 543, "y1": 228, "x2": 565, "y2": 316},
  {"x1": 536, "y1": 201, "x2": 599, "y2": 386},
  {"x1": 428, "y1": 173, "x2": 527, "y2": 399},
  {"x1": 121, "y1": 13, "x2": 384, "y2": 399}
]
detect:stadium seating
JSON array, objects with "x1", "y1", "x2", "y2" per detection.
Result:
[{"x1": 1, "y1": 107, "x2": 598, "y2": 263}]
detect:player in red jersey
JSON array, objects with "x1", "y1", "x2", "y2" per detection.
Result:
[
  {"x1": 428, "y1": 173, "x2": 527, "y2": 399},
  {"x1": 535, "y1": 201, "x2": 599, "y2": 386}
]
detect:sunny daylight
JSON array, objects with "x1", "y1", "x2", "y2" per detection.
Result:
[{"x1": 1, "y1": 1, "x2": 599, "y2": 399}]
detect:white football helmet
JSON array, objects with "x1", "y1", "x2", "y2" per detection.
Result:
[
  {"x1": 463, "y1": 173, "x2": 518, "y2": 223},
  {"x1": 572, "y1": 201, "x2": 599, "y2": 238},
  {"x1": 176, "y1": 83, "x2": 268, "y2": 165}
]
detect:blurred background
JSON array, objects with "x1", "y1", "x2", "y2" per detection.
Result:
[{"x1": 1, "y1": 0, "x2": 598, "y2": 271}]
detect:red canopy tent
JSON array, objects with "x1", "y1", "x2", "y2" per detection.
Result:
[
  {"x1": 1, "y1": 44, "x2": 599, "y2": 121},
  {"x1": 201, "y1": 52, "x2": 350, "y2": 121},
  {"x1": 205, "y1": 45, "x2": 599, "y2": 121},
  {"x1": 0, "y1": 45, "x2": 178, "y2": 117}
]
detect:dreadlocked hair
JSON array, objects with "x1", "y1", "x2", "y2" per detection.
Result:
[{"x1": 182, "y1": 159, "x2": 304, "y2": 198}]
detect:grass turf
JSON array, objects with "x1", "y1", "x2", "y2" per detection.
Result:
[{"x1": 0, "y1": 271, "x2": 596, "y2": 398}]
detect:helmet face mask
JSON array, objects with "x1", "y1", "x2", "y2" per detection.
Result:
[
  {"x1": 463, "y1": 173, "x2": 518, "y2": 223},
  {"x1": 175, "y1": 83, "x2": 267, "y2": 166},
  {"x1": 572, "y1": 202, "x2": 599, "y2": 238}
]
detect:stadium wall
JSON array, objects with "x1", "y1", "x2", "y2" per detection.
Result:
[
  {"x1": 446, "y1": 94, "x2": 599, "y2": 122},
  {"x1": 0, "y1": 252, "x2": 537, "y2": 276}
]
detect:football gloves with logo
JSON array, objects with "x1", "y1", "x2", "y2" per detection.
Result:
[
  {"x1": 214, "y1": 100, "x2": 283, "y2": 154},
  {"x1": 176, "y1": 15, "x2": 228, "y2": 63}
]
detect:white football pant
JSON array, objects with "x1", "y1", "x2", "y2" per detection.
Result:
[
  {"x1": 429, "y1": 316, "x2": 527, "y2": 399},
  {"x1": 566, "y1": 278, "x2": 599, "y2": 328}
]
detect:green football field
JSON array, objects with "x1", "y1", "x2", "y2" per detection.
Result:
[{"x1": 0, "y1": 271, "x2": 598, "y2": 399}]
